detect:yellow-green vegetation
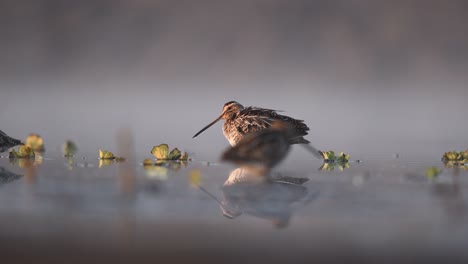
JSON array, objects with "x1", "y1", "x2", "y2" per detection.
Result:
[
  {"x1": 25, "y1": 133, "x2": 45, "y2": 152},
  {"x1": 318, "y1": 151, "x2": 350, "y2": 171},
  {"x1": 99, "y1": 149, "x2": 116, "y2": 159},
  {"x1": 98, "y1": 149, "x2": 125, "y2": 161},
  {"x1": 319, "y1": 162, "x2": 350, "y2": 172},
  {"x1": 9, "y1": 145, "x2": 35, "y2": 159},
  {"x1": 62, "y1": 140, "x2": 78, "y2": 157},
  {"x1": 319, "y1": 151, "x2": 350, "y2": 163},
  {"x1": 441, "y1": 150, "x2": 468, "y2": 164},
  {"x1": 425, "y1": 166, "x2": 441, "y2": 180},
  {"x1": 441, "y1": 150, "x2": 468, "y2": 170},
  {"x1": 180, "y1": 152, "x2": 189, "y2": 161},
  {"x1": 151, "y1": 144, "x2": 190, "y2": 161},
  {"x1": 168, "y1": 148, "x2": 182, "y2": 160}
]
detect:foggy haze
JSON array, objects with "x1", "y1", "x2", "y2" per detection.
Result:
[{"x1": 1, "y1": 0, "x2": 467, "y2": 160}]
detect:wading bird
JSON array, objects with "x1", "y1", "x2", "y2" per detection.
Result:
[
  {"x1": 193, "y1": 101, "x2": 311, "y2": 146},
  {"x1": 0, "y1": 130, "x2": 22, "y2": 153}
]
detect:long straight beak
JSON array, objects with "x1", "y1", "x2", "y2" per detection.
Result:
[{"x1": 192, "y1": 115, "x2": 223, "y2": 138}]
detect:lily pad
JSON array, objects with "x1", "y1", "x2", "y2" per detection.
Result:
[
  {"x1": 9, "y1": 145, "x2": 35, "y2": 159},
  {"x1": 319, "y1": 162, "x2": 350, "y2": 172},
  {"x1": 25, "y1": 133, "x2": 45, "y2": 152},
  {"x1": 99, "y1": 149, "x2": 116, "y2": 160},
  {"x1": 62, "y1": 140, "x2": 78, "y2": 157},
  {"x1": 168, "y1": 148, "x2": 182, "y2": 160},
  {"x1": 441, "y1": 150, "x2": 468, "y2": 168},
  {"x1": 337, "y1": 152, "x2": 350, "y2": 163},
  {"x1": 319, "y1": 150, "x2": 335, "y2": 161},
  {"x1": 150, "y1": 144, "x2": 190, "y2": 161},
  {"x1": 319, "y1": 150, "x2": 350, "y2": 163},
  {"x1": 151, "y1": 144, "x2": 169, "y2": 159},
  {"x1": 180, "y1": 152, "x2": 190, "y2": 161},
  {"x1": 442, "y1": 150, "x2": 468, "y2": 163}
]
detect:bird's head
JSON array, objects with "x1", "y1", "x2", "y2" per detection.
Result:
[{"x1": 192, "y1": 101, "x2": 244, "y2": 139}]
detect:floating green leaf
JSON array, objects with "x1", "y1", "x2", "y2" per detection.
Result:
[
  {"x1": 319, "y1": 150, "x2": 334, "y2": 161},
  {"x1": 9, "y1": 145, "x2": 35, "y2": 159},
  {"x1": 463, "y1": 150, "x2": 468, "y2": 160},
  {"x1": 151, "y1": 144, "x2": 169, "y2": 159},
  {"x1": 168, "y1": 148, "x2": 182, "y2": 160},
  {"x1": 62, "y1": 140, "x2": 78, "y2": 157},
  {"x1": 319, "y1": 162, "x2": 350, "y2": 172},
  {"x1": 337, "y1": 152, "x2": 350, "y2": 163},
  {"x1": 318, "y1": 150, "x2": 350, "y2": 171},
  {"x1": 25, "y1": 133, "x2": 45, "y2": 152},
  {"x1": 99, "y1": 149, "x2": 116, "y2": 160},
  {"x1": 441, "y1": 150, "x2": 468, "y2": 168},
  {"x1": 150, "y1": 144, "x2": 190, "y2": 161},
  {"x1": 319, "y1": 150, "x2": 349, "y2": 163},
  {"x1": 442, "y1": 151, "x2": 466, "y2": 162},
  {"x1": 180, "y1": 152, "x2": 190, "y2": 161}
]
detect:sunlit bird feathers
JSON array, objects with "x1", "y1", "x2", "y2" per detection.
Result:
[{"x1": 193, "y1": 101, "x2": 310, "y2": 146}]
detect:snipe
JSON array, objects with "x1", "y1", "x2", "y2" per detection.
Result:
[{"x1": 193, "y1": 101, "x2": 310, "y2": 146}]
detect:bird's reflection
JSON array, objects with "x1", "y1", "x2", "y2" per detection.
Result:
[
  {"x1": 220, "y1": 167, "x2": 317, "y2": 228},
  {"x1": 0, "y1": 166, "x2": 23, "y2": 186}
]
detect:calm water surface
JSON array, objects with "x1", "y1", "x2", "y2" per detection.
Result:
[{"x1": 0, "y1": 151, "x2": 467, "y2": 263}]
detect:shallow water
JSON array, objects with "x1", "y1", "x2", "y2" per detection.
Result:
[{"x1": 1, "y1": 152, "x2": 468, "y2": 263}]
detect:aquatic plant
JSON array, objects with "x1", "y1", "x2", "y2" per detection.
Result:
[
  {"x1": 25, "y1": 133, "x2": 45, "y2": 152},
  {"x1": 318, "y1": 151, "x2": 350, "y2": 163},
  {"x1": 441, "y1": 150, "x2": 468, "y2": 170},
  {"x1": 319, "y1": 161, "x2": 350, "y2": 172},
  {"x1": 98, "y1": 149, "x2": 125, "y2": 161},
  {"x1": 62, "y1": 140, "x2": 78, "y2": 157},
  {"x1": 151, "y1": 144, "x2": 190, "y2": 161},
  {"x1": 441, "y1": 150, "x2": 468, "y2": 164},
  {"x1": 9, "y1": 145, "x2": 35, "y2": 159},
  {"x1": 99, "y1": 149, "x2": 116, "y2": 159},
  {"x1": 317, "y1": 151, "x2": 350, "y2": 171}
]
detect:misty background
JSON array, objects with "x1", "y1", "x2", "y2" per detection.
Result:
[{"x1": 1, "y1": 0, "x2": 467, "y2": 160}]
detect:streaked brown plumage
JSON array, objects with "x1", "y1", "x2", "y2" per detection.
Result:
[
  {"x1": 221, "y1": 121, "x2": 294, "y2": 174},
  {"x1": 193, "y1": 101, "x2": 310, "y2": 146},
  {"x1": 0, "y1": 130, "x2": 22, "y2": 153}
]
